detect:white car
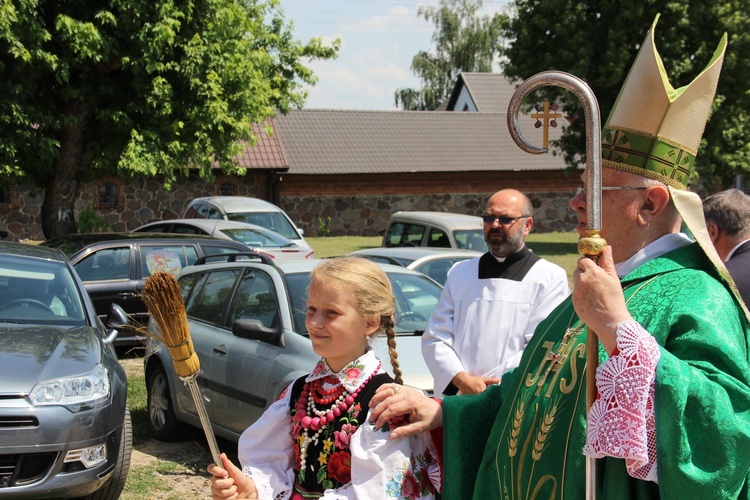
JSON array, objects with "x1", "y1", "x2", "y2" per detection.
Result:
[
  {"x1": 133, "y1": 219, "x2": 314, "y2": 260},
  {"x1": 382, "y1": 211, "x2": 487, "y2": 251},
  {"x1": 181, "y1": 196, "x2": 313, "y2": 255},
  {"x1": 350, "y1": 247, "x2": 483, "y2": 285}
]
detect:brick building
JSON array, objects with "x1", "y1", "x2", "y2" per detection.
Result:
[{"x1": 1, "y1": 73, "x2": 581, "y2": 241}]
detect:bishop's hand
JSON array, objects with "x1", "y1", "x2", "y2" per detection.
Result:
[
  {"x1": 368, "y1": 383, "x2": 443, "y2": 439},
  {"x1": 572, "y1": 246, "x2": 634, "y2": 354}
]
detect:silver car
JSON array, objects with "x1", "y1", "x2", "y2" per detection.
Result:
[
  {"x1": 133, "y1": 219, "x2": 315, "y2": 260},
  {"x1": 144, "y1": 255, "x2": 440, "y2": 442},
  {"x1": 0, "y1": 242, "x2": 131, "y2": 499},
  {"x1": 181, "y1": 196, "x2": 313, "y2": 254},
  {"x1": 349, "y1": 246, "x2": 483, "y2": 285}
]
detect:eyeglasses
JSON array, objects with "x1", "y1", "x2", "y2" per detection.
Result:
[
  {"x1": 575, "y1": 186, "x2": 647, "y2": 200},
  {"x1": 481, "y1": 214, "x2": 529, "y2": 225}
]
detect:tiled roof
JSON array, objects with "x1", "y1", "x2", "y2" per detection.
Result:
[
  {"x1": 452, "y1": 72, "x2": 519, "y2": 112},
  {"x1": 275, "y1": 109, "x2": 571, "y2": 175},
  {"x1": 446, "y1": 72, "x2": 566, "y2": 143},
  {"x1": 234, "y1": 120, "x2": 288, "y2": 170}
]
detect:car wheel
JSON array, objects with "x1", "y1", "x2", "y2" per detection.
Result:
[
  {"x1": 82, "y1": 406, "x2": 132, "y2": 500},
  {"x1": 147, "y1": 363, "x2": 187, "y2": 441}
]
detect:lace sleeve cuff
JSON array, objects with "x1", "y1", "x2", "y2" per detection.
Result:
[
  {"x1": 242, "y1": 464, "x2": 293, "y2": 500},
  {"x1": 583, "y1": 320, "x2": 660, "y2": 483}
]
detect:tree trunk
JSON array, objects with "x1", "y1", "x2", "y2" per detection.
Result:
[{"x1": 41, "y1": 101, "x2": 95, "y2": 239}]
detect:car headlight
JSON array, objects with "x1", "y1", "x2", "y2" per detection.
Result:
[{"x1": 30, "y1": 364, "x2": 110, "y2": 407}]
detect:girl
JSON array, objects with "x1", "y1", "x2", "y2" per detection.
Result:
[{"x1": 208, "y1": 256, "x2": 441, "y2": 499}]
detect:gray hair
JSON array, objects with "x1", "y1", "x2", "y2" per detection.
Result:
[{"x1": 703, "y1": 188, "x2": 750, "y2": 238}]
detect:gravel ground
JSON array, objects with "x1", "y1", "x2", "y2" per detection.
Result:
[{"x1": 119, "y1": 356, "x2": 236, "y2": 499}]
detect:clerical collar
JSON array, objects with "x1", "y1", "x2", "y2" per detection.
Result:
[
  {"x1": 616, "y1": 233, "x2": 693, "y2": 277},
  {"x1": 489, "y1": 245, "x2": 528, "y2": 264},
  {"x1": 478, "y1": 246, "x2": 540, "y2": 281},
  {"x1": 492, "y1": 254, "x2": 507, "y2": 263}
]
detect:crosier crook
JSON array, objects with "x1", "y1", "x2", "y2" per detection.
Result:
[{"x1": 507, "y1": 71, "x2": 606, "y2": 500}]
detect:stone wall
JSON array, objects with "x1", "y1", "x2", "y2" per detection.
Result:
[
  {"x1": 283, "y1": 190, "x2": 578, "y2": 238},
  {"x1": 1, "y1": 175, "x2": 578, "y2": 242},
  {"x1": 1, "y1": 174, "x2": 265, "y2": 241}
]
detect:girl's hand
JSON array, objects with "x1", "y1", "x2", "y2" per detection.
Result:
[
  {"x1": 368, "y1": 383, "x2": 443, "y2": 439},
  {"x1": 207, "y1": 453, "x2": 257, "y2": 499}
]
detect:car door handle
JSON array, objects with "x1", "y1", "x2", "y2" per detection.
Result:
[
  {"x1": 117, "y1": 292, "x2": 140, "y2": 298},
  {"x1": 213, "y1": 345, "x2": 227, "y2": 355}
]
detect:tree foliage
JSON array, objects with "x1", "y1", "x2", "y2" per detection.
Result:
[
  {"x1": 394, "y1": 0, "x2": 507, "y2": 111},
  {"x1": 501, "y1": 0, "x2": 750, "y2": 190},
  {"x1": 0, "y1": 0, "x2": 338, "y2": 237}
]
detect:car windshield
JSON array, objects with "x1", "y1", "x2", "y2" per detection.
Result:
[
  {"x1": 284, "y1": 271, "x2": 441, "y2": 335},
  {"x1": 415, "y1": 258, "x2": 468, "y2": 286},
  {"x1": 0, "y1": 255, "x2": 86, "y2": 326},
  {"x1": 454, "y1": 229, "x2": 487, "y2": 251},
  {"x1": 39, "y1": 237, "x2": 87, "y2": 257},
  {"x1": 218, "y1": 228, "x2": 295, "y2": 248},
  {"x1": 226, "y1": 212, "x2": 300, "y2": 240}
]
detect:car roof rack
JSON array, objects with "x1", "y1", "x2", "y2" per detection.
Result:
[{"x1": 194, "y1": 252, "x2": 275, "y2": 266}]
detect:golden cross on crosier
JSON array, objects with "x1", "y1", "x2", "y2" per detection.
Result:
[{"x1": 531, "y1": 101, "x2": 562, "y2": 149}]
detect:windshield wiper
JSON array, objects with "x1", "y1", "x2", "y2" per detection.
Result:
[{"x1": 395, "y1": 329, "x2": 425, "y2": 336}]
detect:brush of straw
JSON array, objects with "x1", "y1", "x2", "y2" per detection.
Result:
[{"x1": 141, "y1": 271, "x2": 221, "y2": 467}]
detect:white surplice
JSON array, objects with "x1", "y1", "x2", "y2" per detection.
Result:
[{"x1": 422, "y1": 255, "x2": 570, "y2": 394}]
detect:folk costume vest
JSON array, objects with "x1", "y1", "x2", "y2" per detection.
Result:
[{"x1": 289, "y1": 371, "x2": 393, "y2": 497}]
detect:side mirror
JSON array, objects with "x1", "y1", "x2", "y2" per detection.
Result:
[
  {"x1": 233, "y1": 318, "x2": 284, "y2": 347},
  {"x1": 103, "y1": 303, "x2": 129, "y2": 344}
]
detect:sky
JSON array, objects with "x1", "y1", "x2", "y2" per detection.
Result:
[{"x1": 277, "y1": 0, "x2": 509, "y2": 111}]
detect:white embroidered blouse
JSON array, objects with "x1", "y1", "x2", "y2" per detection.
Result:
[{"x1": 237, "y1": 349, "x2": 441, "y2": 499}]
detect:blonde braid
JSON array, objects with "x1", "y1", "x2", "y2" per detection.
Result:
[{"x1": 382, "y1": 314, "x2": 403, "y2": 385}]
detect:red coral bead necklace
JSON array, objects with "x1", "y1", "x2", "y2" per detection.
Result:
[{"x1": 294, "y1": 362, "x2": 381, "y2": 471}]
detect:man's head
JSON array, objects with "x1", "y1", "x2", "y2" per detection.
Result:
[
  {"x1": 569, "y1": 16, "x2": 725, "y2": 265},
  {"x1": 703, "y1": 189, "x2": 750, "y2": 261},
  {"x1": 570, "y1": 167, "x2": 681, "y2": 264},
  {"x1": 482, "y1": 189, "x2": 533, "y2": 258}
]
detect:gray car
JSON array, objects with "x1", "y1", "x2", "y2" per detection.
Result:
[
  {"x1": 41, "y1": 233, "x2": 251, "y2": 345},
  {"x1": 144, "y1": 254, "x2": 440, "y2": 443},
  {"x1": 0, "y1": 242, "x2": 131, "y2": 499}
]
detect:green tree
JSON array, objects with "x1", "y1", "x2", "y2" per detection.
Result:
[
  {"x1": 0, "y1": 0, "x2": 338, "y2": 238},
  {"x1": 395, "y1": 0, "x2": 507, "y2": 111},
  {"x1": 501, "y1": 1, "x2": 750, "y2": 190}
]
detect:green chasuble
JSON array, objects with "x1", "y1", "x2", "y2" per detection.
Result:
[{"x1": 443, "y1": 242, "x2": 750, "y2": 499}]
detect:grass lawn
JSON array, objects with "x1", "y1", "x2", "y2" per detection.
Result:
[
  {"x1": 307, "y1": 235, "x2": 382, "y2": 258},
  {"x1": 526, "y1": 231, "x2": 580, "y2": 280}
]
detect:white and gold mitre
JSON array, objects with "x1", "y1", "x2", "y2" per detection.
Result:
[{"x1": 601, "y1": 14, "x2": 727, "y2": 190}]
